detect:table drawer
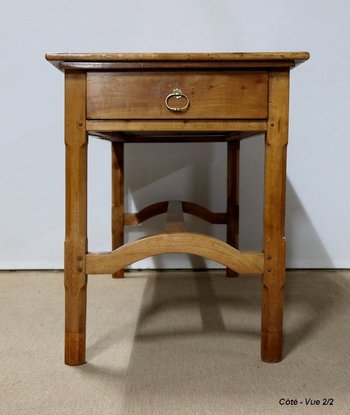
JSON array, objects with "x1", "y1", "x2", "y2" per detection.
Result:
[{"x1": 87, "y1": 72, "x2": 268, "y2": 120}]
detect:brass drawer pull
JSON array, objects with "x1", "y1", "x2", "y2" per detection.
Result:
[{"x1": 165, "y1": 88, "x2": 190, "y2": 112}]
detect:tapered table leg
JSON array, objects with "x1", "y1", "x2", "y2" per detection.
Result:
[
  {"x1": 227, "y1": 140, "x2": 240, "y2": 278},
  {"x1": 111, "y1": 142, "x2": 124, "y2": 278},
  {"x1": 64, "y1": 73, "x2": 88, "y2": 365},
  {"x1": 261, "y1": 70, "x2": 290, "y2": 363}
]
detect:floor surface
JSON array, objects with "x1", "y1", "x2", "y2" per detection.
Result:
[{"x1": 0, "y1": 270, "x2": 349, "y2": 414}]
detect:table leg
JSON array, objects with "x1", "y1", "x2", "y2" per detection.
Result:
[
  {"x1": 261, "y1": 71, "x2": 290, "y2": 363},
  {"x1": 227, "y1": 140, "x2": 240, "y2": 277},
  {"x1": 111, "y1": 142, "x2": 124, "y2": 278},
  {"x1": 64, "y1": 73, "x2": 88, "y2": 365}
]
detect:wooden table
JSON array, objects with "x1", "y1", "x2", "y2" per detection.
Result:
[{"x1": 46, "y1": 52, "x2": 309, "y2": 365}]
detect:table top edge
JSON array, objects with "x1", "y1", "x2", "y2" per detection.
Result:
[{"x1": 45, "y1": 51, "x2": 310, "y2": 63}]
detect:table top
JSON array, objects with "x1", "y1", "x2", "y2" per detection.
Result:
[
  {"x1": 46, "y1": 52, "x2": 309, "y2": 70},
  {"x1": 46, "y1": 51, "x2": 309, "y2": 62}
]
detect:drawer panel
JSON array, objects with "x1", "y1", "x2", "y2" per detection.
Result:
[{"x1": 87, "y1": 72, "x2": 268, "y2": 120}]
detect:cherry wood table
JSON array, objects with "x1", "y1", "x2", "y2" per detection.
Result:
[{"x1": 46, "y1": 52, "x2": 309, "y2": 366}]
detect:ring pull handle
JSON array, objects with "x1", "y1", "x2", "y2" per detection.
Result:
[{"x1": 165, "y1": 88, "x2": 190, "y2": 112}]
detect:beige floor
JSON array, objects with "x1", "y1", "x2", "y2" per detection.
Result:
[{"x1": 0, "y1": 270, "x2": 349, "y2": 415}]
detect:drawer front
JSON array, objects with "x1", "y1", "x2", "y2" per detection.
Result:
[{"x1": 87, "y1": 72, "x2": 268, "y2": 120}]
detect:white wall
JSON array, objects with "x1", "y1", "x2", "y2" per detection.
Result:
[{"x1": 0, "y1": 0, "x2": 349, "y2": 269}]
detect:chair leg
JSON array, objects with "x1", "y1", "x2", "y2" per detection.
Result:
[
  {"x1": 112, "y1": 142, "x2": 124, "y2": 278},
  {"x1": 227, "y1": 140, "x2": 240, "y2": 278}
]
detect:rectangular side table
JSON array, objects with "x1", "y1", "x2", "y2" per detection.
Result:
[{"x1": 46, "y1": 52, "x2": 309, "y2": 365}]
